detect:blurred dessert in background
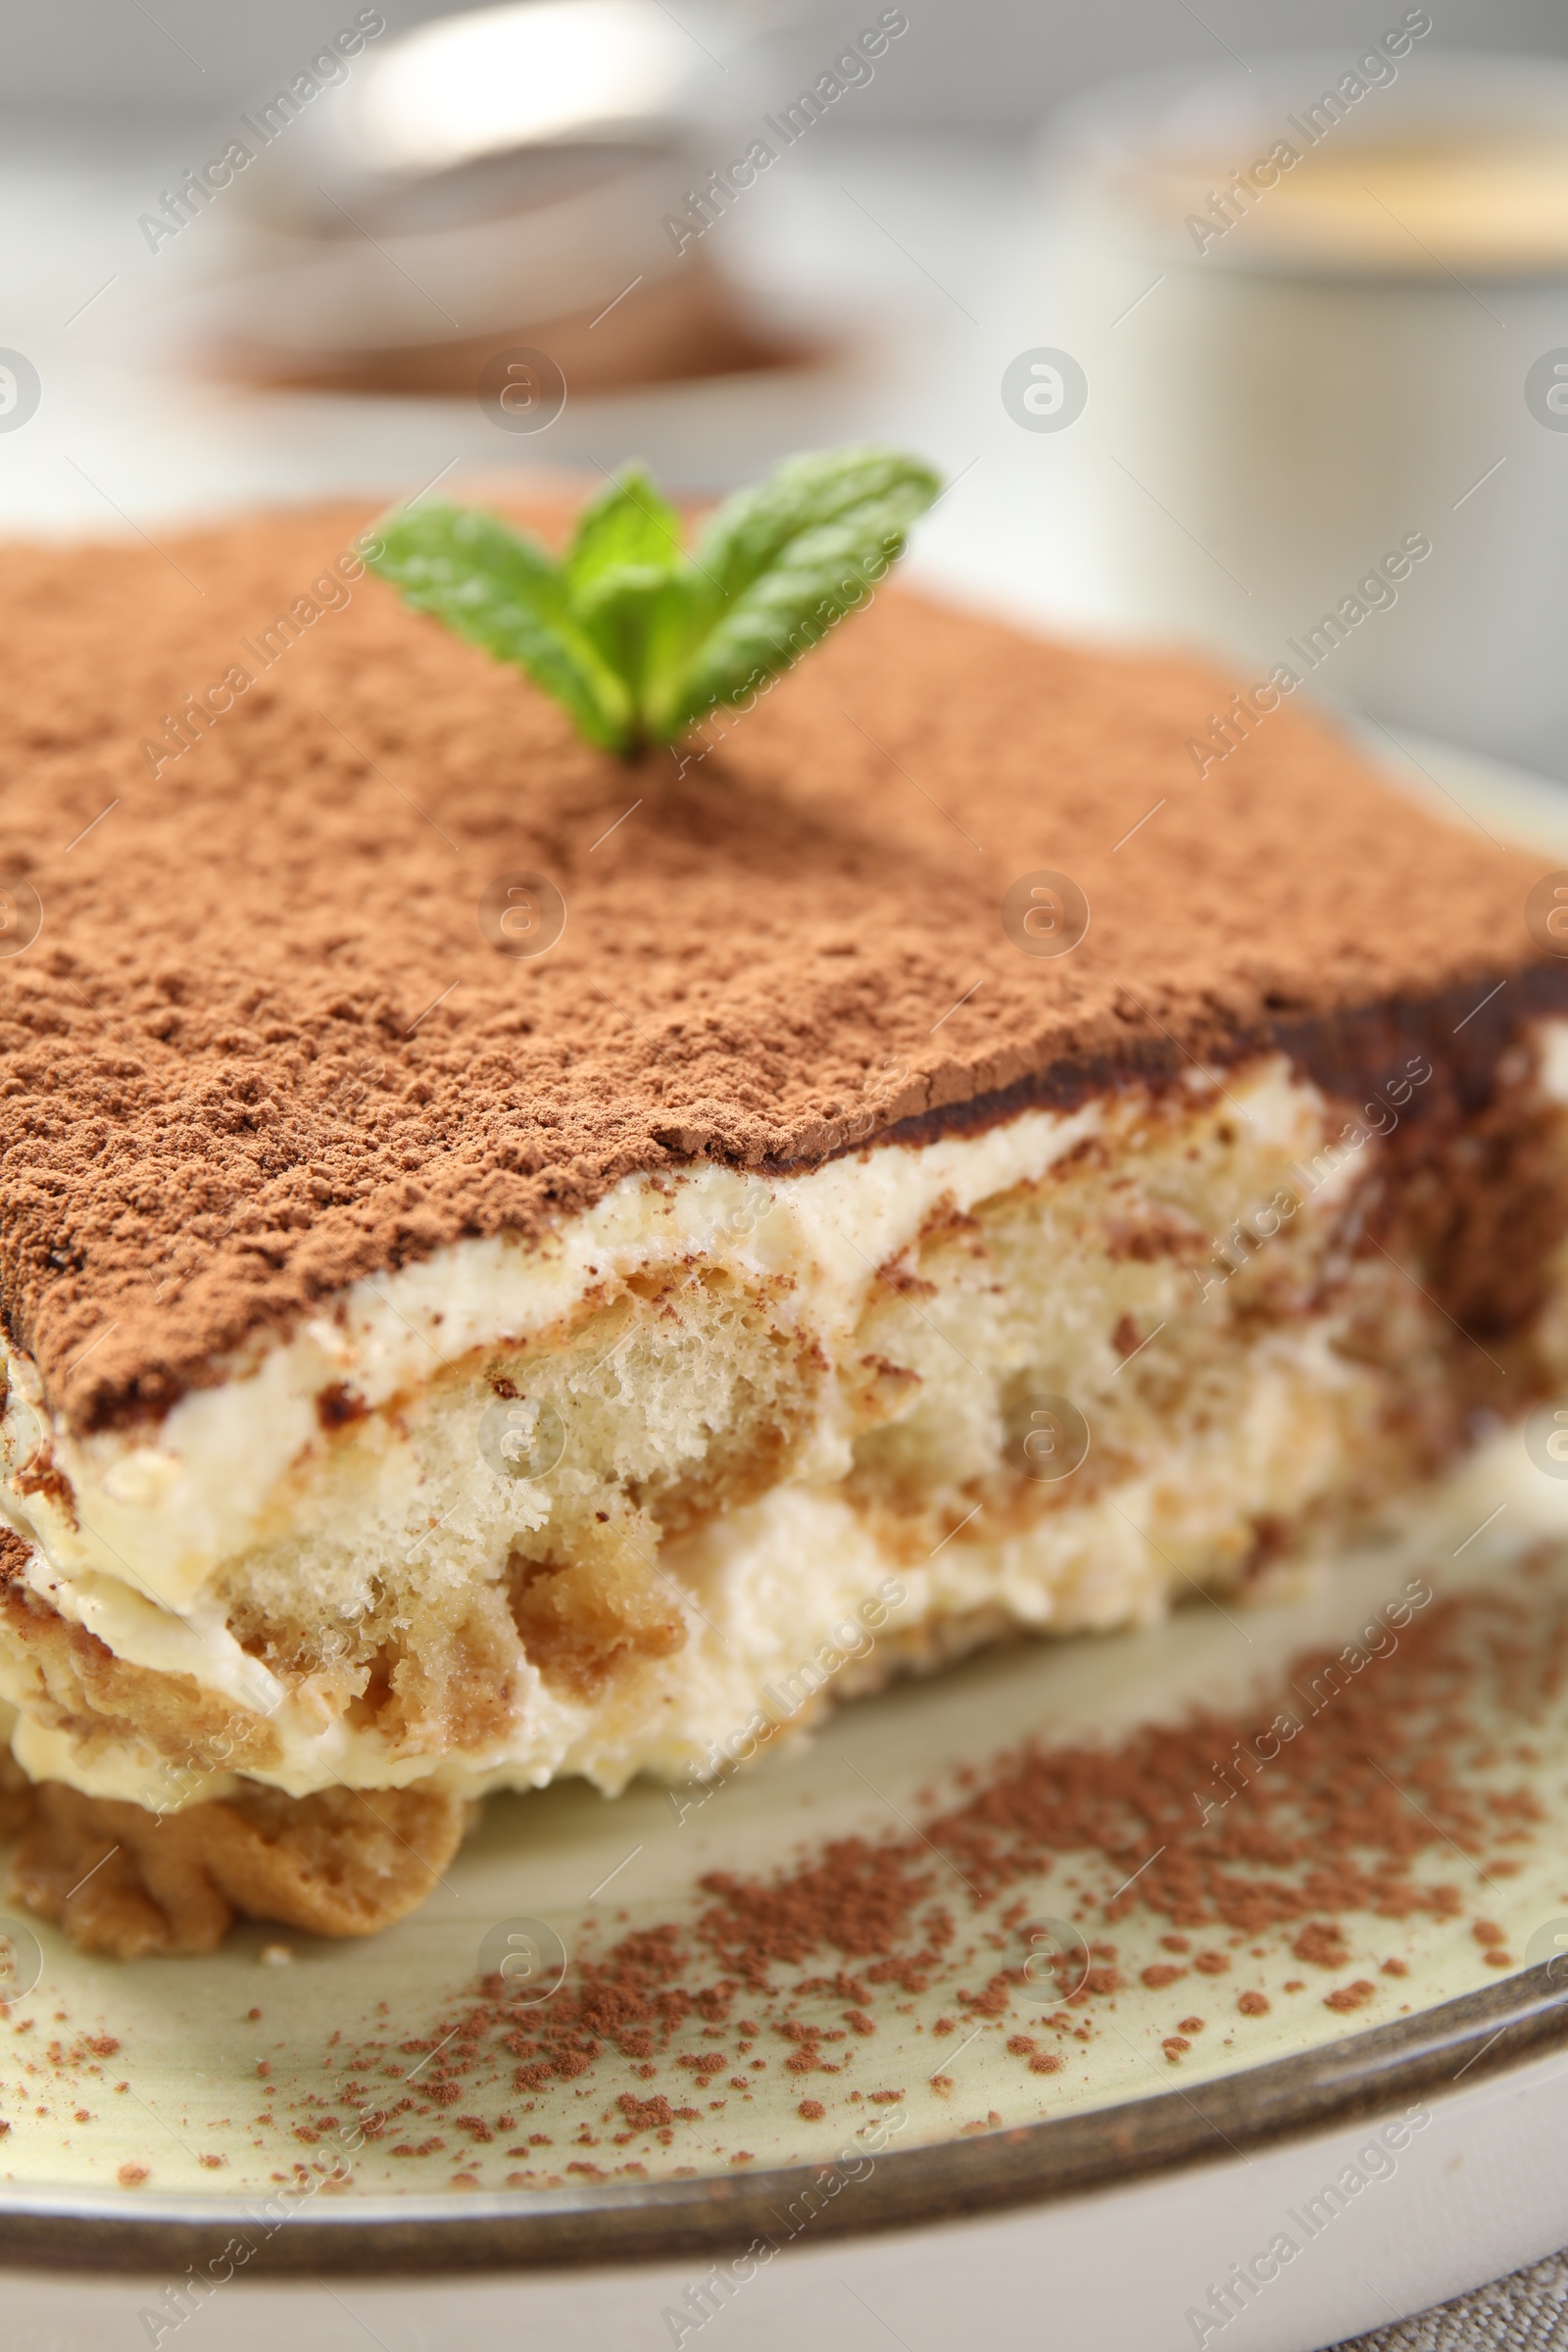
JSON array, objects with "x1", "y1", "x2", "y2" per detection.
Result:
[{"x1": 177, "y1": 0, "x2": 807, "y2": 397}]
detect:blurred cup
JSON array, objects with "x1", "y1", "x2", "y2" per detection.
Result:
[{"x1": 1039, "y1": 47, "x2": 1568, "y2": 777}]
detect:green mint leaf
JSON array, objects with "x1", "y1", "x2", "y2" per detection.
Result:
[
  {"x1": 563, "y1": 466, "x2": 706, "y2": 709},
  {"x1": 368, "y1": 503, "x2": 634, "y2": 752},
  {"x1": 564, "y1": 466, "x2": 683, "y2": 599},
  {"x1": 365, "y1": 447, "x2": 940, "y2": 758},
  {"x1": 645, "y1": 445, "x2": 941, "y2": 741}
]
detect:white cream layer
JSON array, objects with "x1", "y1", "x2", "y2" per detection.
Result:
[{"x1": 0, "y1": 1051, "x2": 1454, "y2": 1811}]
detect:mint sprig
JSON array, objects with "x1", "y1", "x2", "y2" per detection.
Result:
[{"x1": 368, "y1": 445, "x2": 941, "y2": 756}]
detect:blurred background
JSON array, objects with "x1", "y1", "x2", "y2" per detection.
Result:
[{"x1": 7, "y1": 0, "x2": 1568, "y2": 777}]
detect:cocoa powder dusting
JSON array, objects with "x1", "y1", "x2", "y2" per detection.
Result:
[
  {"x1": 0, "y1": 499, "x2": 1556, "y2": 1430},
  {"x1": 276, "y1": 1579, "x2": 1565, "y2": 2165}
]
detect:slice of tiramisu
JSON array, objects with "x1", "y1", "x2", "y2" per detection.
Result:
[{"x1": 1, "y1": 454, "x2": 1566, "y2": 1957}]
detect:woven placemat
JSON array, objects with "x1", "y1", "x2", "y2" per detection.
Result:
[{"x1": 1334, "y1": 2250, "x2": 1568, "y2": 2348}]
